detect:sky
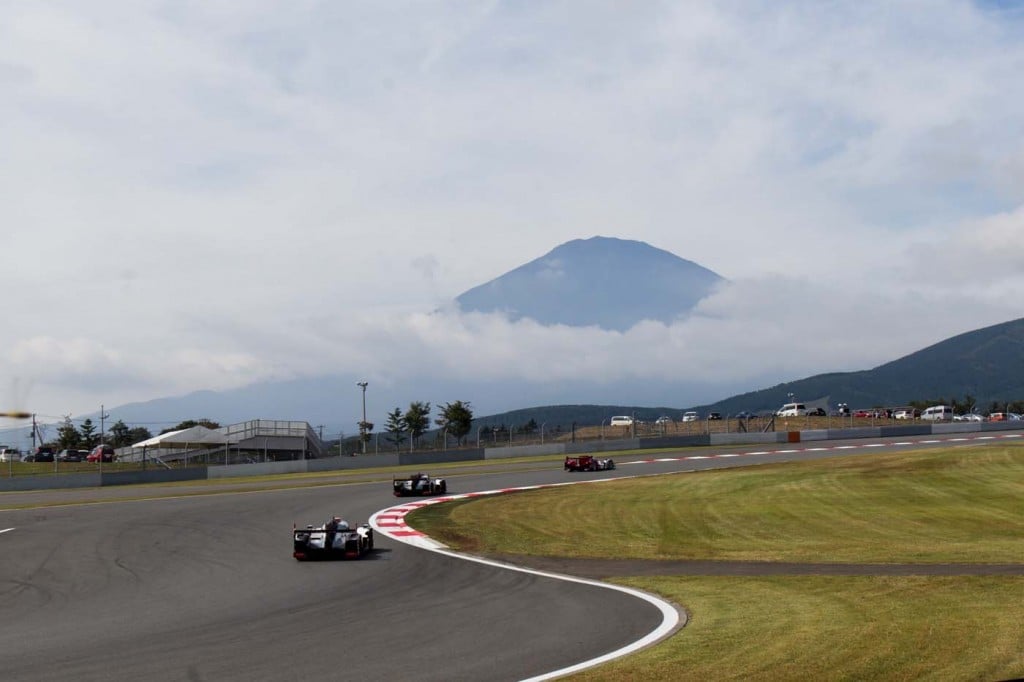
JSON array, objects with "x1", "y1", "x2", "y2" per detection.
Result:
[{"x1": 3, "y1": 0, "x2": 1024, "y2": 426}]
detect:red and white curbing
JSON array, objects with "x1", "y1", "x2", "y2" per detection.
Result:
[
  {"x1": 371, "y1": 482, "x2": 585, "y2": 550},
  {"x1": 369, "y1": 478, "x2": 678, "y2": 682}
]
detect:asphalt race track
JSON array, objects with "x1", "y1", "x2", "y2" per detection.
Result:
[{"x1": 2, "y1": 430, "x2": 1021, "y2": 681}]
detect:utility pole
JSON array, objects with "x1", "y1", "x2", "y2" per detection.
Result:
[
  {"x1": 100, "y1": 404, "x2": 109, "y2": 444},
  {"x1": 356, "y1": 382, "x2": 368, "y2": 454}
]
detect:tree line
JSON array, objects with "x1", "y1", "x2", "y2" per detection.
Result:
[
  {"x1": 375, "y1": 400, "x2": 475, "y2": 452},
  {"x1": 47, "y1": 418, "x2": 222, "y2": 451}
]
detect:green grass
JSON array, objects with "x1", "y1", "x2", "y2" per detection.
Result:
[
  {"x1": 411, "y1": 446, "x2": 1024, "y2": 563},
  {"x1": 578, "y1": 576, "x2": 1024, "y2": 681},
  {"x1": 406, "y1": 445, "x2": 1024, "y2": 680}
]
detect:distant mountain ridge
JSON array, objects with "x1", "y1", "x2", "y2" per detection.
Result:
[
  {"x1": 474, "y1": 316, "x2": 1024, "y2": 427},
  {"x1": 693, "y1": 316, "x2": 1024, "y2": 416},
  {"x1": 455, "y1": 236, "x2": 725, "y2": 330}
]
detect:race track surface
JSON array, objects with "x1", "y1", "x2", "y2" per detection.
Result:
[{"x1": 2, "y1": 430, "x2": 1021, "y2": 680}]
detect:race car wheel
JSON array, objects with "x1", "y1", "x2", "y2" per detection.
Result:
[{"x1": 440, "y1": 481, "x2": 447, "y2": 494}]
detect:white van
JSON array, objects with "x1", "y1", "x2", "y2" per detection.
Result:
[
  {"x1": 609, "y1": 415, "x2": 634, "y2": 427},
  {"x1": 776, "y1": 403, "x2": 807, "y2": 417},
  {"x1": 920, "y1": 405, "x2": 953, "y2": 421}
]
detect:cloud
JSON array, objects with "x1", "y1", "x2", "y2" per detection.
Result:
[{"x1": 2, "y1": 1, "x2": 1024, "y2": 418}]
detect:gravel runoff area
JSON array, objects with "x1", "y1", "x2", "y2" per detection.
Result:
[{"x1": 483, "y1": 555, "x2": 1024, "y2": 579}]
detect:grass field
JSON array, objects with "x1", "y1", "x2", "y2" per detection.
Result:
[{"x1": 407, "y1": 445, "x2": 1024, "y2": 680}]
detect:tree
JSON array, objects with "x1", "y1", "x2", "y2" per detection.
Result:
[
  {"x1": 56, "y1": 416, "x2": 80, "y2": 451},
  {"x1": 128, "y1": 426, "x2": 152, "y2": 445},
  {"x1": 79, "y1": 418, "x2": 99, "y2": 449},
  {"x1": 403, "y1": 401, "x2": 431, "y2": 448},
  {"x1": 521, "y1": 418, "x2": 538, "y2": 434},
  {"x1": 161, "y1": 418, "x2": 221, "y2": 435},
  {"x1": 436, "y1": 400, "x2": 473, "y2": 446},
  {"x1": 385, "y1": 407, "x2": 407, "y2": 452},
  {"x1": 358, "y1": 420, "x2": 375, "y2": 451},
  {"x1": 108, "y1": 420, "x2": 132, "y2": 448}
]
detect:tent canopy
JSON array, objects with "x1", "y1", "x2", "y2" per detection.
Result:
[{"x1": 132, "y1": 425, "x2": 235, "y2": 449}]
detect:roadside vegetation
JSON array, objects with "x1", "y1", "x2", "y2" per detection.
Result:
[{"x1": 408, "y1": 446, "x2": 1024, "y2": 680}]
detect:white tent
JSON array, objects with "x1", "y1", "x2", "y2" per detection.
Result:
[{"x1": 132, "y1": 425, "x2": 235, "y2": 448}]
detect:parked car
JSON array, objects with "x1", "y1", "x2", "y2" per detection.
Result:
[
  {"x1": 87, "y1": 444, "x2": 116, "y2": 463},
  {"x1": 776, "y1": 403, "x2": 807, "y2": 417},
  {"x1": 921, "y1": 405, "x2": 954, "y2": 421},
  {"x1": 57, "y1": 449, "x2": 88, "y2": 462},
  {"x1": 708, "y1": 412, "x2": 722, "y2": 421},
  {"x1": 0, "y1": 447, "x2": 20, "y2": 462},
  {"x1": 807, "y1": 407, "x2": 827, "y2": 417},
  {"x1": 654, "y1": 416, "x2": 671, "y2": 425},
  {"x1": 892, "y1": 408, "x2": 918, "y2": 420},
  {"x1": 734, "y1": 410, "x2": 756, "y2": 419},
  {"x1": 25, "y1": 446, "x2": 55, "y2": 463},
  {"x1": 681, "y1": 411, "x2": 699, "y2": 422},
  {"x1": 609, "y1": 415, "x2": 634, "y2": 427}
]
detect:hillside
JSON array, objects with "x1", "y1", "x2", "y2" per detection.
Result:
[{"x1": 476, "y1": 317, "x2": 1024, "y2": 426}]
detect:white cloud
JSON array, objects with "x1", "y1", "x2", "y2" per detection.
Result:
[{"x1": 2, "y1": 1, "x2": 1024, "y2": 418}]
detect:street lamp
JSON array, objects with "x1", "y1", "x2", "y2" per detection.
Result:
[{"x1": 357, "y1": 381, "x2": 368, "y2": 454}]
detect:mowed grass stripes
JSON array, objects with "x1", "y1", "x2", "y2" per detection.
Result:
[
  {"x1": 407, "y1": 445, "x2": 1024, "y2": 681},
  {"x1": 410, "y1": 446, "x2": 1024, "y2": 563}
]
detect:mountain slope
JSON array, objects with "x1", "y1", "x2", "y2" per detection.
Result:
[
  {"x1": 696, "y1": 317, "x2": 1024, "y2": 415},
  {"x1": 455, "y1": 236, "x2": 725, "y2": 330}
]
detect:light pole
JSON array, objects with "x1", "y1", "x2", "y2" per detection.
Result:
[{"x1": 357, "y1": 381, "x2": 368, "y2": 454}]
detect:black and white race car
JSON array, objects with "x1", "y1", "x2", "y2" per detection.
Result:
[
  {"x1": 393, "y1": 472, "x2": 447, "y2": 497},
  {"x1": 293, "y1": 517, "x2": 374, "y2": 560}
]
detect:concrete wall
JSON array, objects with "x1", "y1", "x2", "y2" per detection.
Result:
[
  {"x1": 711, "y1": 432, "x2": 788, "y2": 446},
  {"x1": 208, "y1": 460, "x2": 309, "y2": 478},
  {"x1": 398, "y1": 449, "x2": 485, "y2": 466},
  {"x1": 639, "y1": 435, "x2": 710, "y2": 449},
  {"x1": 826, "y1": 427, "x2": 882, "y2": 440},
  {"x1": 307, "y1": 454, "x2": 402, "y2": 472},
  {"x1": 102, "y1": 468, "x2": 207, "y2": 486},
  {"x1": 799, "y1": 429, "x2": 830, "y2": 442},
  {"x1": 0, "y1": 472, "x2": 101, "y2": 492},
  {"x1": 566, "y1": 439, "x2": 639, "y2": 454},
  {"x1": 880, "y1": 425, "x2": 932, "y2": 437},
  {"x1": 485, "y1": 443, "x2": 565, "y2": 459}
]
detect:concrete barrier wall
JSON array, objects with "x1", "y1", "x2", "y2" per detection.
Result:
[
  {"x1": 639, "y1": 435, "x2": 710, "y2": 449},
  {"x1": 981, "y1": 421, "x2": 1024, "y2": 432},
  {"x1": 565, "y1": 439, "x2": 640, "y2": 454},
  {"x1": 485, "y1": 443, "x2": 566, "y2": 459},
  {"x1": 398, "y1": 449, "x2": 485, "y2": 466},
  {"x1": 102, "y1": 469, "x2": 207, "y2": 486},
  {"x1": 307, "y1": 454, "x2": 402, "y2": 471},
  {"x1": 208, "y1": 460, "x2": 309, "y2": 478},
  {"x1": 0, "y1": 472, "x2": 101, "y2": 492},
  {"x1": 711, "y1": 432, "x2": 788, "y2": 446},
  {"x1": 826, "y1": 427, "x2": 882, "y2": 440},
  {"x1": 880, "y1": 425, "x2": 932, "y2": 437},
  {"x1": 931, "y1": 422, "x2": 981, "y2": 434},
  {"x1": 799, "y1": 429, "x2": 830, "y2": 442}
]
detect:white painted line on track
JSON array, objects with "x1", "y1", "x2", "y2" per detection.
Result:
[
  {"x1": 862, "y1": 443, "x2": 886, "y2": 448},
  {"x1": 0, "y1": 527, "x2": 13, "y2": 535}
]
